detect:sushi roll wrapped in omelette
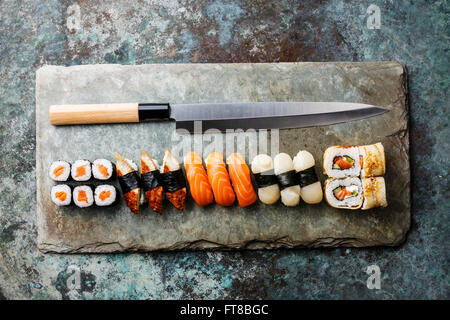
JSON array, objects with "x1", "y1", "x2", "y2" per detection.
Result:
[
  {"x1": 73, "y1": 185, "x2": 94, "y2": 208},
  {"x1": 227, "y1": 153, "x2": 257, "y2": 207},
  {"x1": 323, "y1": 146, "x2": 361, "y2": 178},
  {"x1": 361, "y1": 177, "x2": 387, "y2": 210},
  {"x1": 94, "y1": 185, "x2": 118, "y2": 207},
  {"x1": 293, "y1": 150, "x2": 323, "y2": 204},
  {"x1": 324, "y1": 177, "x2": 363, "y2": 209},
  {"x1": 250, "y1": 154, "x2": 280, "y2": 205},
  {"x1": 205, "y1": 152, "x2": 235, "y2": 207},
  {"x1": 161, "y1": 150, "x2": 186, "y2": 211},
  {"x1": 274, "y1": 153, "x2": 300, "y2": 206},
  {"x1": 51, "y1": 184, "x2": 72, "y2": 206},
  {"x1": 114, "y1": 152, "x2": 141, "y2": 215},
  {"x1": 359, "y1": 142, "x2": 386, "y2": 178},
  {"x1": 71, "y1": 159, "x2": 92, "y2": 181},
  {"x1": 49, "y1": 160, "x2": 71, "y2": 182},
  {"x1": 141, "y1": 151, "x2": 164, "y2": 214},
  {"x1": 184, "y1": 151, "x2": 214, "y2": 208},
  {"x1": 92, "y1": 159, "x2": 115, "y2": 181}
]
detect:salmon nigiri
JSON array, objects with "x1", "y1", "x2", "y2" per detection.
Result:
[
  {"x1": 161, "y1": 150, "x2": 186, "y2": 211},
  {"x1": 184, "y1": 151, "x2": 214, "y2": 207},
  {"x1": 226, "y1": 153, "x2": 257, "y2": 207},
  {"x1": 141, "y1": 151, "x2": 164, "y2": 214},
  {"x1": 205, "y1": 152, "x2": 235, "y2": 206}
]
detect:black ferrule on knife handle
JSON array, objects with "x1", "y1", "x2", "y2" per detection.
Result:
[{"x1": 138, "y1": 103, "x2": 171, "y2": 121}]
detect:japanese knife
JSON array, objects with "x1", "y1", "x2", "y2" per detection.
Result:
[{"x1": 49, "y1": 102, "x2": 388, "y2": 133}]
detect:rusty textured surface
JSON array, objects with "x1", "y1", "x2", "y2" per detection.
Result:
[{"x1": 0, "y1": 0, "x2": 448, "y2": 299}]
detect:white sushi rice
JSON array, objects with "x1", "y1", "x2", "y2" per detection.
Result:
[
  {"x1": 92, "y1": 159, "x2": 113, "y2": 180},
  {"x1": 323, "y1": 146, "x2": 361, "y2": 178},
  {"x1": 325, "y1": 177, "x2": 362, "y2": 208},
  {"x1": 71, "y1": 159, "x2": 92, "y2": 181},
  {"x1": 73, "y1": 185, "x2": 94, "y2": 208},
  {"x1": 94, "y1": 185, "x2": 117, "y2": 206},
  {"x1": 49, "y1": 160, "x2": 71, "y2": 181},
  {"x1": 51, "y1": 184, "x2": 71, "y2": 206},
  {"x1": 293, "y1": 150, "x2": 315, "y2": 172}
]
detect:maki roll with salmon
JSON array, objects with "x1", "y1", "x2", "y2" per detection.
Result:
[
  {"x1": 141, "y1": 151, "x2": 164, "y2": 214},
  {"x1": 361, "y1": 177, "x2": 387, "y2": 210},
  {"x1": 323, "y1": 146, "x2": 361, "y2": 178},
  {"x1": 49, "y1": 160, "x2": 71, "y2": 182},
  {"x1": 227, "y1": 153, "x2": 257, "y2": 207},
  {"x1": 251, "y1": 154, "x2": 280, "y2": 205},
  {"x1": 161, "y1": 150, "x2": 186, "y2": 211},
  {"x1": 184, "y1": 151, "x2": 214, "y2": 208},
  {"x1": 293, "y1": 150, "x2": 323, "y2": 204},
  {"x1": 274, "y1": 153, "x2": 300, "y2": 206},
  {"x1": 92, "y1": 159, "x2": 115, "y2": 181},
  {"x1": 114, "y1": 152, "x2": 141, "y2": 215},
  {"x1": 94, "y1": 185, "x2": 118, "y2": 207},
  {"x1": 71, "y1": 159, "x2": 92, "y2": 181},
  {"x1": 205, "y1": 152, "x2": 235, "y2": 206},
  {"x1": 73, "y1": 185, "x2": 94, "y2": 208},
  {"x1": 51, "y1": 184, "x2": 72, "y2": 206},
  {"x1": 359, "y1": 142, "x2": 386, "y2": 178},
  {"x1": 324, "y1": 177, "x2": 362, "y2": 209}
]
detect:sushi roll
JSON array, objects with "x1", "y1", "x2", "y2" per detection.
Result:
[
  {"x1": 205, "y1": 152, "x2": 235, "y2": 206},
  {"x1": 361, "y1": 177, "x2": 387, "y2": 210},
  {"x1": 323, "y1": 146, "x2": 361, "y2": 178},
  {"x1": 227, "y1": 153, "x2": 257, "y2": 207},
  {"x1": 161, "y1": 150, "x2": 186, "y2": 211},
  {"x1": 324, "y1": 177, "x2": 362, "y2": 209},
  {"x1": 273, "y1": 153, "x2": 300, "y2": 206},
  {"x1": 114, "y1": 152, "x2": 141, "y2": 215},
  {"x1": 359, "y1": 142, "x2": 386, "y2": 178},
  {"x1": 92, "y1": 159, "x2": 115, "y2": 181},
  {"x1": 141, "y1": 151, "x2": 164, "y2": 214},
  {"x1": 71, "y1": 159, "x2": 92, "y2": 181},
  {"x1": 250, "y1": 154, "x2": 280, "y2": 205},
  {"x1": 49, "y1": 160, "x2": 71, "y2": 182},
  {"x1": 51, "y1": 184, "x2": 72, "y2": 206},
  {"x1": 184, "y1": 151, "x2": 214, "y2": 208},
  {"x1": 73, "y1": 185, "x2": 94, "y2": 208},
  {"x1": 293, "y1": 150, "x2": 323, "y2": 204},
  {"x1": 94, "y1": 184, "x2": 118, "y2": 207}
]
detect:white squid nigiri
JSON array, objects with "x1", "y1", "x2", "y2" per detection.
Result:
[
  {"x1": 273, "y1": 153, "x2": 300, "y2": 206},
  {"x1": 293, "y1": 150, "x2": 323, "y2": 204},
  {"x1": 251, "y1": 154, "x2": 280, "y2": 205}
]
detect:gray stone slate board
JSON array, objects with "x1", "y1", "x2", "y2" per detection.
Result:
[{"x1": 36, "y1": 62, "x2": 410, "y2": 253}]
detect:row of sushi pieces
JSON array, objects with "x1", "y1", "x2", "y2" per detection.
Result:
[
  {"x1": 114, "y1": 148, "x2": 325, "y2": 215},
  {"x1": 49, "y1": 159, "x2": 115, "y2": 182},
  {"x1": 51, "y1": 184, "x2": 118, "y2": 208},
  {"x1": 322, "y1": 142, "x2": 388, "y2": 210}
]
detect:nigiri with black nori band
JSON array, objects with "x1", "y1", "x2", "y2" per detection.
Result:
[
  {"x1": 141, "y1": 151, "x2": 164, "y2": 214},
  {"x1": 114, "y1": 152, "x2": 141, "y2": 215},
  {"x1": 274, "y1": 153, "x2": 300, "y2": 206},
  {"x1": 251, "y1": 154, "x2": 280, "y2": 205},
  {"x1": 161, "y1": 150, "x2": 186, "y2": 211},
  {"x1": 293, "y1": 150, "x2": 323, "y2": 204}
]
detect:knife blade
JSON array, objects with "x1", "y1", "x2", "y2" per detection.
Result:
[{"x1": 49, "y1": 101, "x2": 388, "y2": 133}]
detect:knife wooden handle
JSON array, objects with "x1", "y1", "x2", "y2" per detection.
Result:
[{"x1": 49, "y1": 102, "x2": 140, "y2": 125}]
